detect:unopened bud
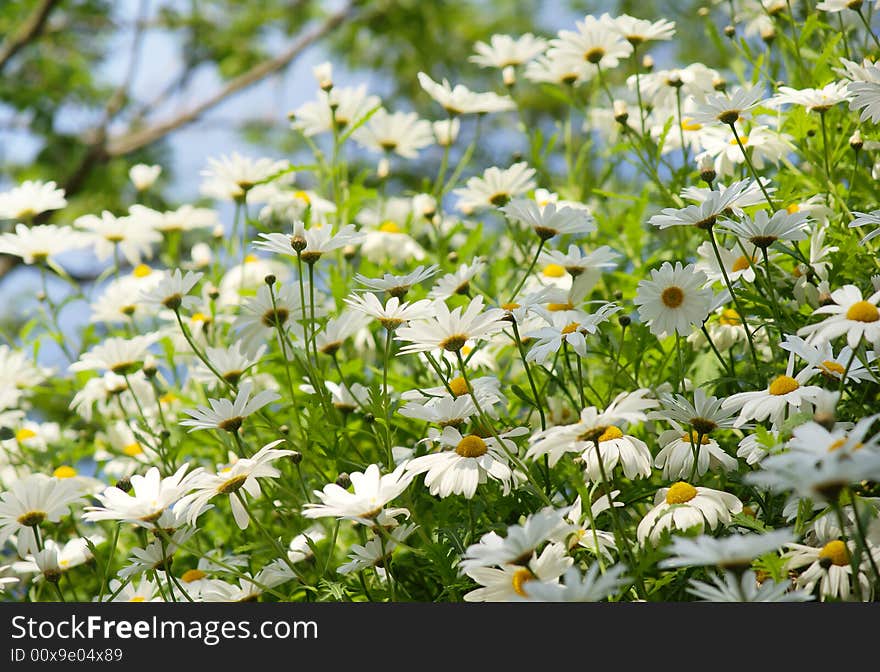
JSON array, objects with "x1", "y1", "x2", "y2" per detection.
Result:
[
  {"x1": 761, "y1": 26, "x2": 776, "y2": 45},
  {"x1": 335, "y1": 472, "x2": 351, "y2": 488},
  {"x1": 143, "y1": 355, "x2": 158, "y2": 379},
  {"x1": 712, "y1": 77, "x2": 727, "y2": 92},
  {"x1": 313, "y1": 61, "x2": 333, "y2": 91},
  {"x1": 642, "y1": 54, "x2": 654, "y2": 71},
  {"x1": 724, "y1": 24, "x2": 736, "y2": 38},
  {"x1": 289, "y1": 451, "x2": 303, "y2": 465},
  {"x1": 264, "y1": 274, "x2": 276, "y2": 287},
  {"x1": 850, "y1": 129, "x2": 864, "y2": 151},
  {"x1": 503, "y1": 65, "x2": 516, "y2": 87},
  {"x1": 377, "y1": 157, "x2": 390, "y2": 179},
  {"x1": 613, "y1": 100, "x2": 629, "y2": 124},
  {"x1": 618, "y1": 315, "x2": 631, "y2": 327},
  {"x1": 699, "y1": 154, "x2": 716, "y2": 185},
  {"x1": 115, "y1": 477, "x2": 132, "y2": 493}
]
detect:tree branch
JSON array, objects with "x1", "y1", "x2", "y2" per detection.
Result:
[
  {"x1": 105, "y1": 2, "x2": 357, "y2": 157},
  {"x1": 0, "y1": 0, "x2": 62, "y2": 74}
]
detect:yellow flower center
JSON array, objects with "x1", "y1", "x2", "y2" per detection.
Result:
[
  {"x1": 584, "y1": 47, "x2": 605, "y2": 64},
  {"x1": 561, "y1": 322, "x2": 580, "y2": 335},
  {"x1": 17, "y1": 511, "x2": 46, "y2": 527},
  {"x1": 455, "y1": 434, "x2": 488, "y2": 458},
  {"x1": 439, "y1": 334, "x2": 468, "y2": 352},
  {"x1": 218, "y1": 474, "x2": 248, "y2": 494},
  {"x1": 547, "y1": 302, "x2": 574, "y2": 312},
  {"x1": 661, "y1": 286, "x2": 684, "y2": 308},
  {"x1": 786, "y1": 203, "x2": 800, "y2": 214},
  {"x1": 818, "y1": 540, "x2": 849, "y2": 567},
  {"x1": 731, "y1": 255, "x2": 755, "y2": 272},
  {"x1": 129, "y1": 596, "x2": 146, "y2": 603},
  {"x1": 597, "y1": 426, "x2": 624, "y2": 442},
  {"x1": 512, "y1": 568, "x2": 534, "y2": 597},
  {"x1": 502, "y1": 302, "x2": 521, "y2": 311},
  {"x1": 680, "y1": 118, "x2": 703, "y2": 131},
  {"x1": 244, "y1": 254, "x2": 258, "y2": 264},
  {"x1": 159, "y1": 392, "x2": 177, "y2": 404},
  {"x1": 768, "y1": 375, "x2": 799, "y2": 396},
  {"x1": 681, "y1": 431, "x2": 711, "y2": 445},
  {"x1": 845, "y1": 300, "x2": 879, "y2": 323},
  {"x1": 294, "y1": 190, "x2": 311, "y2": 204},
  {"x1": 461, "y1": 345, "x2": 473, "y2": 356},
  {"x1": 542, "y1": 263, "x2": 566, "y2": 278},
  {"x1": 133, "y1": 264, "x2": 152, "y2": 277},
  {"x1": 52, "y1": 465, "x2": 77, "y2": 479},
  {"x1": 449, "y1": 376, "x2": 469, "y2": 397},
  {"x1": 729, "y1": 135, "x2": 749, "y2": 145},
  {"x1": 379, "y1": 221, "x2": 402, "y2": 234},
  {"x1": 718, "y1": 308, "x2": 741, "y2": 326},
  {"x1": 123, "y1": 442, "x2": 143, "y2": 457},
  {"x1": 191, "y1": 312, "x2": 209, "y2": 323},
  {"x1": 15, "y1": 428, "x2": 37, "y2": 442},
  {"x1": 665, "y1": 482, "x2": 698, "y2": 504},
  {"x1": 181, "y1": 569, "x2": 207, "y2": 583},
  {"x1": 822, "y1": 360, "x2": 845, "y2": 375}
]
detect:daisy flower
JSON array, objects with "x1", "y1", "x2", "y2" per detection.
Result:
[
  {"x1": 687, "y1": 569, "x2": 813, "y2": 602},
  {"x1": 539, "y1": 245, "x2": 619, "y2": 285},
  {"x1": 718, "y1": 209, "x2": 811, "y2": 251},
  {"x1": 193, "y1": 341, "x2": 266, "y2": 387},
  {"x1": 129, "y1": 164, "x2": 161, "y2": 191},
  {"x1": 654, "y1": 428, "x2": 738, "y2": 480},
  {"x1": 405, "y1": 426, "x2": 527, "y2": 499},
  {"x1": 797, "y1": 284, "x2": 880, "y2": 349},
  {"x1": 698, "y1": 125, "x2": 795, "y2": 179},
  {"x1": 0, "y1": 180, "x2": 66, "y2": 220},
  {"x1": 470, "y1": 33, "x2": 547, "y2": 70},
  {"x1": 780, "y1": 335, "x2": 875, "y2": 384},
  {"x1": 290, "y1": 85, "x2": 381, "y2": 137},
  {"x1": 548, "y1": 14, "x2": 633, "y2": 73},
  {"x1": 103, "y1": 577, "x2": 163, "y2": 602},
  {"x1": 637, "y1": 482, "x2": 743, "y2": 546},
  {"x1": 432, "y1": 118, "x2": 461, "y2": 146},
  {"x1": 501, "y1": 199, "x2": 596, "y2": 241},
  {"x1": 233, "y1": 282, "x2": 310, "y2": 351},
  {"x1": 691, "y1": 86, "x2": 767, "y2": 126},
  {"x1": 652, "y1": 388, "x2": 740, "y2": 436},
  {"x1": 648, "y1": 179, "x2": 753, "y2": 230},
  {"x1": 314, "y1": 310, "x2": 371, "y2": 356},
  {"x1": 302, "y1": 463, "x2": 413, "y2": 527},
  {"x1": 338, "y1": 523, "x2": 417, "y2": 575},
  {"x1": 737, "y1": 429, "x2": 783, "y2": 466},
  {"x1": 563, "y1": 493, "x2": 620, "y2": 560},
  {"x1": 354, "y1": 265, "x2": 439, "y2": 298},
  {"x1": 695, "y1": 240, "x2": 757, "y2": 285},
  {"x1": 784, "y1": 521, "x2": 874, "y2": 601},
  {"x1": 721, "y1": 354, "x2": 822, "y2": 428},
  {"x1": 359, "y1": 222, "x2": 426, "y2": 265},
  {"x1": 523, "y1": 303, "x2": 620, "y2": 365},
  {"x1": 745, "y1": 448, "x2": 880, "y2": 502},
  {"x1": 254, "y1": 221, "x2": 363, "y2": 265},
  {"x1": 14, "y1": 537, "x2": 102, "y2": 583},
  {"x1": 417, "y1": 72, "x2": 515, "y2": 115},
  {"x1": 128, "y1": 204, "x2": 218, "y2": 234},
  {"x1": 0, "y1": 474, "x2": 84, "y2": 556},
  {"x1": 140, "y1": 269, "x2": 203, "y2": 311},
  {"x1": 453, "y1": 162, "x2": 536, "y2": 213},
  {"x1": 84, "y1": 465, "x2": 201, "y2": 527},
  {"x1": 634, "y1": 262, "x2": 714, "y2": 338},
  {"x1": 75, "y1": 211, "x2": 162, "y2": 266},
  {"x1": 521, "y1": 563, "x2": 629, "y2": 602},
  {"x1": 177, "y1": 440, "x2": 293, "y2": 529},
  {"x1": 344, "y1": 292, "x2": 434, "y2": 330},
  {"x1": 612, "y1": 14, "x2": 676, "y2": 45},
  {"x1": 659, "y1": 529, "x2": 795, "y2": 569},
  {"x1": 0, "y1": 223, "x2": 90, "y2": 265},
  {"x1": 180, "y1": 380, "x2": 280, "y2": 433},
  {"x1": 199, "y1": 152, "x2": 289, "y2": 201},
  {"x1": 398, "y1": 395, "x2": 477, "y2": 428},
  {"x1": 817, "y1": 0, "x2": 870, "y2": 12},
  {"x1": 526, "y1": 388, "x2": 658, "y2": 467},
  {"x1": 459, "y1": 507, "x2": 571, "y2": 572},
  {"x1": 394, "y1": 295, "x2": 507, "y2": 355},
  {"x1": 301, "y1": 380, "x2": 370, "y2": 413},
  {"x1": 524, "y1": 53, "x2": 585, "y2": 86},
  {"x1": 69, "y1": 334, "x2": 157, "y2": 376},
  {"x1": 352, "y1": 109, "x2": 434, "y2": 159},
  {"x1": 463, "y1": 542, "x2": 572, "y2": 602},
  {"x1": 428, "y1": 258, "x2": 486, "y2": 300},
  {"x1": 786, "y1": 416, "x2": 880, "y2": 458},
  {"x1": 770, "y1": 82, "x2": 853, "y2": 113},
  {"x1": 840, "y1": 57, "x2": 880, "y2": 123}
]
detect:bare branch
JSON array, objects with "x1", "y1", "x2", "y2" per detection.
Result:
[
  {"x1": 0, "y1": 0, "x2": 62, "y2": 74},
  {"x1": 105, "y1": 2, "x2": 357, "y2": 157}
]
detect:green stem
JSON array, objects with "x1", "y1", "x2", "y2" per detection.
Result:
[
  {"x1": 510, "y1": 320, "x2": 546, "y2": 431},
  {"x1": 728, "y1": 123, "x2": 774, "y2": 209}
]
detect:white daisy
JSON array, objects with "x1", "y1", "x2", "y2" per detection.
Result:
[
  {"x1": 654, "y1": 429, "x2": 738, "y2": 480},
  {"x1": 302, "y1": 463, "x2": 413, "y2": 526},
  {"x1": 634, "y1": 262, "x2": 714, "y2": 338},
  {"x1": 405, "y1": 426, "x2": 527, "y2": 498},
  {"x1": 417, "y1": 72, "x2": 516, "y2": 115},
  {"x1": 354, "y1": 265, "x2": 439, "y2": 298},
  {"x1": 721, "y1": 354, "x2": 822, "y2": 429},
  {"x1": 659, "y1": 529, "x2": 795, "y2": 569},
  {"x1": 352, "y1": 109, "x2": 434, "y2": 158},
  {"x1": 521, "y1": 563, "x2": 629, "y2": 602},
  {"x1": 501, "y1": 199, "x2": 596, "y2": 241},
  {"x1": 780, "y1": 335, "x2": 875, "y2": 384},
  {"x1": 694, "y1": 240, "x2": 757, "y2": 285},
  {"x1": 687, "y1": 569, "x2": 813, "y2": 602},
  {"x1": 648, "y1": 179, "x2": 753, "y2": 230},
  {"x1": 797, "y1": 284, "x2": 880, "y2": 349},
  {"x1": 139, "y1": 269, "x2": 203, "y2": 311},
  {"x1": 180, "y1": 380, "x2": 280, "y2": 433},
  {"x1": 69, "y1": 334, "x2": 157, "y2": 376},
  {"x1": 691, "y1": 86, "x2": 767, "y2": 126},
  {"x1": 612, "y1": 14, "x2": 676, "y2": 45},
  {"x1": 344, "y1": 292, "x2": 434, "y2": 331},
  {"x1": 199, "y1": 152, "x2": 289, "y2": 201},
  {"x1": 637, "y1": 482, "x2": 743, "y2": 546},
  {"x1": 128, "y1": 204, "x2": 218, "y2": 233},
  {"x1": 524, "y1": 303, "x2": 620, "y2": 365},
  {"x1": 338, "y1": 523, "x2": 417, "y2": 575},
  {"x1": 129, "y1": 164, "x2": 161, "y2": 191},
  {"x1": 0, "y1": 223, "x2": 90, "y2": 265},
  {"x1": 83, "y1": 464, "x2": 201, "y2": 527},
  {"x1": 0, "y1": 180, "x2": 66, "y2": 220},
  {"x1": 395, "y1": 295, "x2": 507, "y2": 355},
  {"x1": 453, "y1": 162, "x2": 536, "y2": 213},
  {"x1": 398, "y1": 395, "x2": 477, "y2": 428},
  {"x1": 785, "y1": 527, "x2": 873, "y2": 601},
  {"x1": 0, "y1": 474, "x2": 84, "y2": 556},
  {"x1": 177, "y1": 440, "x2": 293, "y2": 529},
  {"x1": 850, "y1": 209, "x2": 880, "y2": 244},
  {"x1": 718, "y1": 209, "x2": 811, "y2": 250},
  {"x1": 428, "y1": 258, "x2": 486, "y2": 300},
  {"x1": 255, "y1": 221, "x2": 363, "y2": 265},
  {"x1": 548, "y1": 13, "x2": 632, "y2": 74},
  {"x1": 75, "y1": 211, "x2": 162, "y2": 266},
  {"x1": 770, "y1": 82, "x2": 852, "y2": 113},
  {"x1": 463, "y1": 542, "x2": 572, "y2": 602},
  {"x1": 290, "y1": 85, "x2": 381, "y2": 137}
]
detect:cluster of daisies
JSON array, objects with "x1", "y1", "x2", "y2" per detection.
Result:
[{"x1": 2, "y1": 4, "x2": 880, "y2": 603}]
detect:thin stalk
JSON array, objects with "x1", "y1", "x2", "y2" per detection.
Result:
[
  {"x1": 511, "y1": 320, "x2": 546, "y2": 431},
  {"x1": 728, "y1": 123, "x2": 774, "y2": 209}
]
